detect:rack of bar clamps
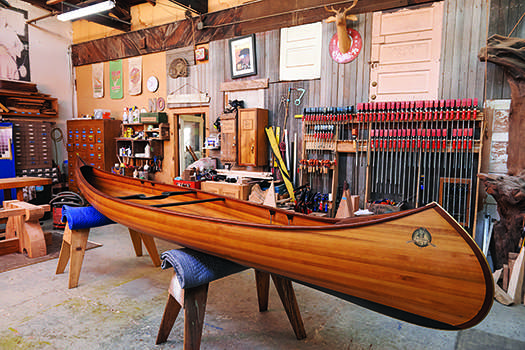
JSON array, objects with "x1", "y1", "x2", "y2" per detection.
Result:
[
  {"x1": 298, "y1": 107, "x2": 357, "y2": 214},
  {"x1": 360, "y1": 98, "x2": 483, "y2": 232}
]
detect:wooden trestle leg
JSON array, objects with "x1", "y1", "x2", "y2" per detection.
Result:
[
  {"x1": 156, "y1": 273, "x2": 209, "y2": 349},
  {"x1": 56, "y1": 225, "x2": 161, "y2": 289},
  {"x1": 55, "y1": 223, "x2": 89, "y2": 289},
  {"x1": 255, "y1": 269, "x2": 270, "y2": 311},
  {"x1": 271, "y1": 274, "x2": 307, "y2": 340},
  {"x1": 129, "y1": 228, "x2": 161, "y2": 267},
  {"x1": 256, "y1": 270, "x2": 306, "y2": 340},
  {"x1": 157, "y1": 270, "x2": 306, "y2": 347}
]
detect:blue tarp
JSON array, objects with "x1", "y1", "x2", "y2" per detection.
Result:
[
  {"x1": 161, "y1": 248, "x2": 248, "y2": 289},
  {"x1": 61, "y1": 205, "x2": 115, "y2": 230}
]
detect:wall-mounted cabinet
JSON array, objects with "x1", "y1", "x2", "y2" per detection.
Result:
[
  {"x1": 238, "y1": 108, "x2": 268, "y2": 167},
  {"x1": 220, "y1": 113, "x2": 237, "y2": 163},
  {"x1": 220, "y1": 108, "x2": 268, "y2": 167}
]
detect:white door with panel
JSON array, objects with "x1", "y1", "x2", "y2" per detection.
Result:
[{"x1": 370, "y1": 2, "x2": 444, "y2": 101}]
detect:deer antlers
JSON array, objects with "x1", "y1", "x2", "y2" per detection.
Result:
[
  {"x1": 325, "y1": 0, "x2": 358, "y2": 20},
  {"x1": 325, "y1": 0, "x2": 359, "y2": 54}
]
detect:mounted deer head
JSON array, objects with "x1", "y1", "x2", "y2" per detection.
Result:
[{"x1": 325, "y1": 0, "x2": 359, "y2": 54}]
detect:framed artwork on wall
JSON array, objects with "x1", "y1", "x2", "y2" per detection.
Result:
[
  {"x1": 0, "y1": 6, "x2": 30, "y2": 82},
  {"x1": 229, "y1": 34, "x2": 257, "y2": 79}
]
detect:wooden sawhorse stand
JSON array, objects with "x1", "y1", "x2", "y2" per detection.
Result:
[
  {"x1": 56, "y1": 225, "x2": 161, "y2": 288},
  {"x1": 156, "y1": 269, "x2": 306, "y2": 348}
]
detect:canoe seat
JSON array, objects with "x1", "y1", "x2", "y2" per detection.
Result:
[
  {"x1": 55, "y1": 205, "x2": 160, "y2": 289},
  {"x1": 156, "y1": 248, "x2": 306, "y2": 348}
]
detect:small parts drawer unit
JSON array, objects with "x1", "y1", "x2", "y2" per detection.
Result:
[
  {"x1": 12, "y1": 120, "x2": 53, "y2": 170},
  {"x1": 66, "y1": 119, "x2": 121, "y2": 192}
]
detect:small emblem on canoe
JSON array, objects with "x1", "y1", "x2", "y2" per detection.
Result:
[{"x1": 408, "y1": 227, "x2": 436, "y2": 248}]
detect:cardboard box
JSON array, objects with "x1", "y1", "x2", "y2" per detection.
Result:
[{"x1": 140, "y1": 112, "x2": 168, "y2": 124}]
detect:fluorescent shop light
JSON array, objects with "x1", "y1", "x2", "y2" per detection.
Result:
[{"x1": 57, "y1": 0, "x2": 115, "y2": 22}]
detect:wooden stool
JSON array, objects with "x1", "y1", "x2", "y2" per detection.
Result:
[
  {"x1": 56, "y1": 224, "x2": 160, "y2": 288},
  {"x1": 156, "y1": 250, "x2": 306, "y2": 348},
  {"x1": 3, "y1": 200, "x2": 50, "y2": 258}
]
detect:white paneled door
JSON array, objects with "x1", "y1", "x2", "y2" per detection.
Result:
[{"x1": 370, "y1": 2, "x2": 444, "y2": 101}]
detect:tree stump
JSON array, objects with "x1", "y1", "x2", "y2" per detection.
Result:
[{"x1": 478, "y1": 172, "x2": 525, "y2": 269}]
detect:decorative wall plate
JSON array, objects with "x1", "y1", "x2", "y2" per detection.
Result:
[{"x1": 168, "y1": 58, "x2": 189, "y2": 79}]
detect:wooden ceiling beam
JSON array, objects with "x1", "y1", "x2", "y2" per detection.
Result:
[
  {"x1": 112, "y1": 3, "x2": 132, "y2": 21},
  {"x1": 167, "y1": 0, "x2": 207, "y2": 14},
  {"x1": 72, "y1": 0, "x2": 434, "y2": 66}
]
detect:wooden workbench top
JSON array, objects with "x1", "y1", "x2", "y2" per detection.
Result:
[{"x1": 0, "y1": 176, "x2": 52, "y2": 190}]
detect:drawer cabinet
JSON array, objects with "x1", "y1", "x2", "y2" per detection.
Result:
[
  {"x1": 11, "y1": 120, "x2": 53, "y2": 170},
  {"x1": 66, "y1": 119, "x2": 121, "y2": 192}
]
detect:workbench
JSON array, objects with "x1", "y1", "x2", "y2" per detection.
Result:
[{"x1": 0, "y1": 176, "x2": 52, "y2": 201}]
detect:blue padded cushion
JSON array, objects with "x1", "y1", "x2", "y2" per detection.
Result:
[
  {"x1": 61, "y1": 205, "x2": 115, "y2": 230},
  {"x1": 161, "y1": 248, "x2": 248, "y2": 289}
]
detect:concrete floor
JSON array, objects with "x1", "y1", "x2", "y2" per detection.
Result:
[{"x1": 1, "y1": 220, "x2": 524, "y2": 350}]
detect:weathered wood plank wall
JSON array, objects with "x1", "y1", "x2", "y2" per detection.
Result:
[
  {"x1": 485, "y1": 0, "x2": 525, "y2": 99},
  {"x1": 165, "y1": 0, "x2": 522, "y2": 121},
  {"x1": 439, "y1": 0, "x2": 489, "y2": 102},
  {"x1": 165, "y1": 0, "x2": 522, "y2": 197}
]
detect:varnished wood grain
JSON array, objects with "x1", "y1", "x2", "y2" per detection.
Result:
[
  {"x1": 0, "y1": 177, "x2": 52, "y2": 190},
  {"x1": 77, "y1": 163, "x2": 493, "y2": 330}
]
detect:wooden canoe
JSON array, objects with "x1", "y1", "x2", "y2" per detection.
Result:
[{"x1": 76, "y1": 162, "x2": 493, "y2": 330}]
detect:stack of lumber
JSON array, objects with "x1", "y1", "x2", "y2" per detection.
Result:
[
  {"x1": 5, "y1": 97, "x2": 46, "y2": 114},
  {"x1": 494, "y1": 245, "x2": 525, "y2": 305},
  {"x1": 0, "y1": 79, "x2": 56, "y2": 116},
  {"x1": 0, "y1": 80, "x2": 38, "y2": 92}
]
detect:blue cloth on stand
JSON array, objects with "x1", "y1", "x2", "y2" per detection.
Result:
[
  {"x1": 61, "y1": 205, "x2": 115, "y2": 230},
  {"x1": 161, "y1": 248, "x2": 248, "y2": 289}
]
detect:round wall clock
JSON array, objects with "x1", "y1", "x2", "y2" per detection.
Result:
[{"x1": 147, "y1": 76, "x2": 159, "y2": 92}]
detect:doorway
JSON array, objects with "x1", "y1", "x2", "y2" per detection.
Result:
[{"x1": 178, "y1": 114, "x2": 204, "y2": 174}]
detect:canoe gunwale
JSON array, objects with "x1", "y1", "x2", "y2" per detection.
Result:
[{"x1": 79, "y1": 164, "x2": 445, "y2": 232}]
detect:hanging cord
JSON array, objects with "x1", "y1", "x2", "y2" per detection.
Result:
[
  {"x1": 190, "y1": 13, "x2": 205, "y2": 111},
  {"x1": 508, "y1": 10, "x2": 525, "y2": 37},
  {"x1": 51, "y1": 127, "x2": 64, "y2": 168}
]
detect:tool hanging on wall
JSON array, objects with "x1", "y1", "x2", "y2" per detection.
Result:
[{"x1": 266, "y1": 127, "x2": 295, "y2": 202}]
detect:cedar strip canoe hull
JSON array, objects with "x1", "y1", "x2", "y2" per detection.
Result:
[{"x1": 76, "y1": 163, "x2": 493, "y2": 330}]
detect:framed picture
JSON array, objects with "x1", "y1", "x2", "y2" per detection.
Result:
[{"x1": 229, "y1": 34, "x2": 257, "y2": 79}]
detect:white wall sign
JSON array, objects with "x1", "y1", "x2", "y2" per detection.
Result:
[
  {"x1": 128, "y1": 56, "x2": 142, "y2": 95},
  {"x1": 279, "y1": 22, "x2": 322, "y2": 81},
  {"x1": 92, "y1": 62, "x2": 104, "y2": 98}
]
